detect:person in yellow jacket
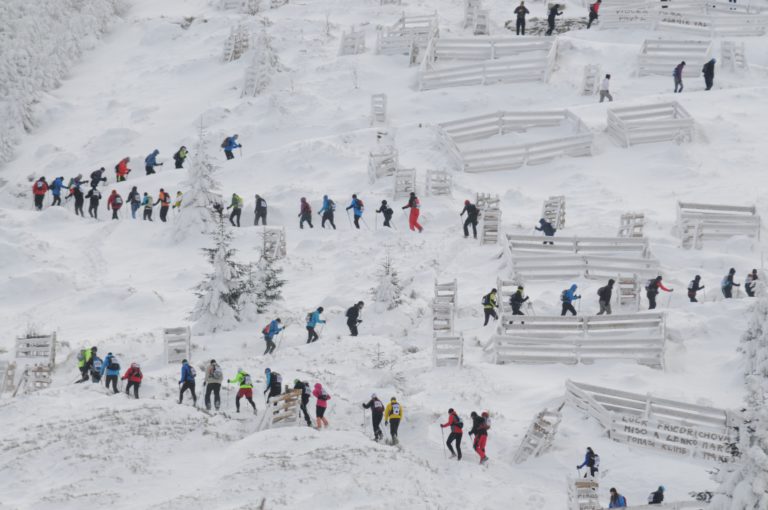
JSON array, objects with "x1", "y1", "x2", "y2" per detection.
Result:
[
  {"x1": 172, "y1": 191, "x2": 183, "y2": 210},
  {"x1": 384, "y1": 397, "x2": 403, "y2": 445},
  {"x1": 227, "y1": 193, "x2": 243, "y2": 227},
  {"x1": 227, "y1": 368, "x2": 257, "y2": 414},
  {"x1": 482, "y1": 288, "x2": 498, "y2": 326},
  {"x1": 76, "y1": 346, "x2": 97, "y2": 383}
]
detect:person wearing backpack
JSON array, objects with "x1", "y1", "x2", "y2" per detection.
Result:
[
  {"x1": 608, "y1": 488, "x2": 627, "y2": 508},
  {"x1": 577, "y1": 446, "x2": 599, "y2": 478},
  {"x1": 227, "y1": 193, "x2": 243, "y2": 227},
  {"x1": 172, "y1": 191, "x2": 183, "y2": 211},
  {"x1": 222, "y1": 134, "x2": 241, "y2": 160},
  {"x1": 312, "y1": 383, "x2": 331, "y2": 429},
  {"x1": 264, "y1": 368, "x2": 283, "y2": 402},
  {"x1": 144, "y1": 149, "x2": 162, "y2": 175},
  {"x1": 228, "y1": 368, "x2": 257, "y2": 414},
  {"x1": 346, "y1": 301, "x2": 364, "y2": 336},
  {"x1": 362, "y1": 393, "x2": 385, "y2": 441},
  {"x1": 122, "y1": 363, "x2": 143, "y2": 398},
  {"x1": 173, "y1": 146, "x2": 188, "y2": 169},
  {"x1": 254, "y1": 194, "x2": 267, "y2": 225},
  {"x1": 90, "y1": 354, "x2": 103, "y2": 383},
  {"x1": 721, "y1": 268, "x2": 740, "y2": 299},
  {"x1": 560, "y1": 284, "x2": 581, "y2": 316},
  {"x1": 648, "y1": 486, "x2": 665, "y2": 505},
  {"x1": 306, "y1": 307, "x2": 326, "y2": 343},
  {"x1": 468, "y1": 411, "x2": 490, "y2": 464},
  {"x1": 688, "y1": 275, "x2": 704, "y2": 302},
  {"x1": 510, "y1": 286, "x2": 528, "y2": 318},
  {"x1": 32, "y1": 177, "x2": 49, "y2": 210},
  {"x1": 460, "y1": 200, "x2": 480, "y2": 239},
  {"x1": 298, "y1": 197, "x2": 313, "y2": 229},
  {"x1": 587, "y1": 0, "x2": 601, "y2": 28},
  {"x1": 401, "y1": 192, "x2": 423, "y2": 233},
  {"x1": 85, "y1": 187, "x2": 102, "y2": 219},
  {"x1": 294, "y1": 379, "x2": 313, "y2": 426},
  {"x1": 318, "y1": 195, "x2": 336, "y2": 229},
  {"x1": 89, "y1": 167, "x2": 107, "y2": 188},
  {"x1": 107, "y1": 190, "x2": 123, "y2": 220},
  {"x1": 482, "y1": 289, "x2": 498, "y2": 326},
  {"x1": 50, "y1": 176, "x2": 66, "y2": 206},
  {"x1": 115, "y1": 157, "x2": 131, "y2": 182},
  {"x1": 745, "y1": 269, "x2": 758, "y2": 297},
  {"x1": 262, "y1": 318, "x2": 283, "y2": 355},
  {"x1": 702, "y1": 58, "x2": 716, "y2": 91},
  {"x1": 597, "y1": 279, "x2": 614, "y2": 315},
  {"x1": 178, "y1": 359, "x2": 197, "y2": 406},
  {"x1": 204, "y1": 359, "x2": 224, "y2": 411},
  {"x1": 376, "y1": 200, "x2": 394, "y2": 228},
  {"x1": 674, "y1": 61, "x2": 686, "y2": 93},
  {"x1": 385, "y1": 397, "x2": 403, "y2": 445},
  {"x1": 646, "y1": 276, "x2": 673, "y2": 310},
  {"x1": 535, "y1": 218, "x2": 556, "y2": 245},
  {"x1": 76, "y1": 346, "x2": 97, "y2": 383},
  {"x1": 346, "y1": 194, "x2": 365, "y2": 229},
  {"x1": 101, "y1": 352, "x2": 121, "y2": 394},
  {"x1": 441, "y1": 408, "x2": 463, "y2": 460},
  {"x1": 154, "y1": 188, "x2": 171, "y2": 223},
  {"x1": 127, "y1": 186, "x2": 141, "y2": 219},
  {"x1": 141, "y1": 192, "x2": 154, "y2": 221},
  {"x1": 66, "y1": 181, "x2": 85, "y2": 217}
]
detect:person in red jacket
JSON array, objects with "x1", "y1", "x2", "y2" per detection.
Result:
[
  {"x1": 115, "y1": 157, "x2": 131, "y2": 182},
  {"x1": 587, "y1": 0, "x2": 601, "y2": 28},
  {"x1": 121, "y1": 362, "x2": 143, "y2": 398},
  {"x1": 32, "y1": 177, "x2": 48, "y2": 210},
  {"x1": 469, "y1": 410, "x2": 490, "y2": 464},
  {"x1": 107, "y1": 190, "x2": 124, "y2": 220},
  {"x1": 299, "y1": 197, "x2": 313, "y2": 229},
  {"x1": 441, "y1": 408, "x2": 464, "y2": 460},
  {"x1": 401, "y1": 192, "x2": 423, "y2": 233},
  {"x1": 646, "y1": 276, "x2": 673, "y2": 310}
]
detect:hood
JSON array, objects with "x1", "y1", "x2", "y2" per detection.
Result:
[
  {"x1": 569, "y1": 284, "x2": 578, "y2": 292},
  {"x1": 314, "y1": 383, "x2": 322, "y2": 390}
]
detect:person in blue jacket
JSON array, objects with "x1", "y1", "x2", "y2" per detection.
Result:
[
  {"x1": 577, "y1": 446, "x2": 599, "y2": 477},
  {"x1": 561, "y1": 284, "x2": 581, "y2": 316},
  {"x1": 50, "y1": 176, "x2": 66, "y2": 206},
  {"x1": 222, "y1": 134, "x2": 241, "y2": 160},
  {"x1": 345, "y1": 194, "x2": 364, "y2": 229},
  {"x1": 145, "y1": 149, "x2": 162, "y2": 175},
  {"x1": 318, "y1": 195, "x2": 336, "y2": 230},
  {"x1": 535, "y1": 218, "x2": 556, "y2": 245},
  {"x1": 306, "y1": 307, "x2": 326, "y2": 343},
  {"x1": 608, "y1": 488, "x2": 627, "y2": 508},
  {"x1": 263, "y1": 318, "x2": 283, "y2": 355},
  {"x1": 264, "y1": 367, "x2": 282, "y2": 401},
  {"x1": 178, "y1": 359, "x2": 197, "y2": 405},
  {"x1": 101, "y1": 352, "x2": 121, "y2": 394}
]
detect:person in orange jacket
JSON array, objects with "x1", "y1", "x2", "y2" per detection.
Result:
[
  {"x1": 107, "y1": 190, "x2": 124, "y2": 220},
  {"x1": 115, "y1": 157, "x2": 131, "y2": 182},
  {"x1": 154, "y1": 188, "x2": 171, "y2": 222},
  {"x1": 401, "y1": 192, "x2": 423, "y2": 233},
  {"x1": 121, "y1": 362, "x2": 143, "y2": 398}
]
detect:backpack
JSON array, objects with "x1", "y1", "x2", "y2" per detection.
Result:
[
  {"x1": 114, "y1": 195, "x2": 123, "y2": 206},
  {"x1": 133, "y1": 366, "x2": 143, "y2": 379},
  {"x1": 273, "y1": 372, "x2": 282, "y2": 386},
  {"x1": 454, "y1": 415, "x2": 464, "y2": 429},
  {"x1": 721, "y1": 276, "x2": 731, "y2": 288},
  {"x1": 77, "y1": 350, "x2": 85, "y2": 362},
  {"x1": 107, "y1": 357, "x2": 120, "y2": 371},
  {"x1": 688, "y1": 280, "x2": 696, "y2": 290},
  {"x1": 189, "y1": 366, "x2": 197, "y2": 378},
  {"x1": 92, "y1": 358, "x2": 103, "y2": 371},
  {"x1": 373, "y1": 399, "x2": 384, "y2": 410},
  {"x1": 596, "y1": 287, "x2": 603, "y2": 297},
  {"x1": 560, "y1": 290, "x2": 568, "y2": 302},
  {"x1": 346, "y1": 306, "x2": 354, "y2": 318},
  {"x1": 357, "y1": 199, "x2": 364, "y2": 210},
  {"x1": 306, "y1": 312, "x2": 313, "y2": 323},
  {"x1": 593, "y1": 454, "x2": 600, "y2": 468},
  {"x1": 242, "y1": 373, "x2": 252, "y2": 386},
  {"x1": 648, "y1": 493, "x2": 655, "y2": 504},
  {"x1": 301, "y1": 381, "x2": 311, "y2": 396},
  {"x1": 36, "y1": 181, "x2": 44, "y2": 189},
  {"x1": 212, "y1": 365, "x2": 223, "y2": 380},
  {"x1": 481, "y1": 294, "x2": 490, "y2": 306},
  {"x1": 391, "y1": 402, "x2": 401, "y2": 415},
  {"x1": 328, "y1": 199, "x2": 335, "y2": 211},
  {"x1": 262, "y1": 324, "x2": 271, "y2": 335},
  {"x1": 645, "y1": 279, "x2": 655, "y2": 291},
  {"x1": 221, "y1": 138, "x2": 229, "y2": 149}
]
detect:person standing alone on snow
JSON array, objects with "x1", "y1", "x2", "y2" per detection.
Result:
[
  {"x1": 299, "y1": 197, "x2": 313, "y2": 229},
  {"x1": 262, "y1": 318, "x2": 283, "y2": 355},
  {"x1": 363, "y1": 394, "x2": 385, "y2": 441},
  {"x1": 599, "y1": 74, "x2": 613, "y2": 103},
  {"x1": 674, "y1": 61, "x2": 686, "y2": 93},
  {"x1": 702, "y1": 58, "x2": 716, "y2": 91},
  {"x1": 514, "y1": 1, "x2": 529, "y2": 35},
  {"x1": 385, "y1": 397, "x2": 403, "y2": 445},
  {"x1": 178, "y1": 359, "x2": 197, "y2": 406},
  {"x1": 312, "y1": 383, "x2": 331, "y2": 429},
  {"x1": 318, "y1": 195, "x2": 336, "y2": 229},
  {"x1": 721, "y1": 268, "x2": 740, "y2": 298},
  {"x1": 346, "y1": 301, "x2": 364, "y2": 336},
  {"x1": 401, "y1": 192, "x2": 423, "y2": 232},
  {"x1": 460, "y1": 200, "x2": 479, "y2": 239},
  {"x1": 561, "y1": 284, "x2": 581, "y2": 316},
  {"x1": 469, "y1": 411, "x2": 490, "y2": 464},
  {"x1": 441, "y1": 408, "x2": 463, "y2": 460},
  {"x1": 597, "y1": 279, "x2": 614, "y2": 315},
  {"x1": 646, "y1": 276, "x2": 673, "y2": 309},
  {"x1": 306, "y1": 307, "x2": 325, "y2": 343}
]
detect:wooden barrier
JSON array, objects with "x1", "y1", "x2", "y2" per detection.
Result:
[
  {"x1": 657, "y1": 10, "x2": 768, "y2": 36},
  {"x1": 370, "y1": 94, "x2": 387, "y2": 125},
  {"x1": 261, "y1": 226, "x2": 287, "y2": 259},
  {"x1": 260, "y1": 389, "x2": 302, "y2": 430},
  {"x1": 393, "y1": 168, "x2": 417, "y2": 198},
  {"x1": 339, "y1": 27, "x2": 366, "y2": 56},
  {"x1": 368, "y1": 148, "x2": 399, "y2": 183},
  {"x1": 425, "y1": 170, "x2": 452, "y2": 196},
  {"x1": 464, "y1": 0, "x2": 482, "y2": 28},
  {"x1": 15, "y1": 333, "x2": 56, "y2": 365},
  {"x1": 676, "y1": 201, "x2": 761, "y2": 249},
  {"x1": 433, "y1": 335, "x2": 464, "y2": 367},
  {"x1": 376, "y1": 12, "x2": 437, "y2": 56},
  {"x1": 568, "y1": 478, "x2": 600, "y2": 510},
  {"x1": 599, "y1": 0, "x2": 657, "y2": 29},
  {"x1": 164, "y1": 327, "x2": 191, "y2": 364},
  {"x1": 607, "y1": 102, "x2": 694, "y2": 147},
  {"x1": 638, "y1": 39, "x2": 713, "y2": 77},
  {"x1": 582, "y1": 64, "x2": 601, "y2": 95},
  {"x1": 618, "y1": 212, "x2": 645, "y2": 238},
  {"x1": 481, "y1": 208, "x2": 502, "y2": 245},
  {"x1": 506, "y1": 233, "x2": 650, "y2": 257},
  {"x1": 0, "y1": 361, "x2": 16, "y2": 395},
  {"x1": 509, "y1": 254, "x2": 660, "y2": 281},
  {"x1": 541, "y1": 196, "x2": 566, "y2": 230},
  {"x1": 476, "y1": 192, "x2": 499, "y2": 211},
  {"x1": 498, "y1": 311, "x2": 666, "y2": 335},
  {"x1": 617, "y1": 274, "x2": 642, "y2": 310},
  {"x1": 721, "y1": 40, "x2": 748, "y2": 71},
  {"x1": 514, "y1": 406, "x2": 562, "y2": 463}
]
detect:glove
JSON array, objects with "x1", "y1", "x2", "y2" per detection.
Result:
[{"x1": 358, "y1": 320, "x2": 362, "y2": 324}]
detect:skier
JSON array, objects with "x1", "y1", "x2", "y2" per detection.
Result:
[
  {"x1": 721, "y1": 267, "x2": 740, "y2": 299},
  {"x1": 299, "y1": 197, "x2": 313, "y2": 229},
  {"x1": 76, "y1": 346, "x2": 97, "y2": 383},
  {"x1": 312, "y1": 383, "x2": 331, "y2": 429},
  {"x1": 468, "y1": 410, "x2": 490, "y2": 464},
  {"x1": 441, "y1": 408, "x2": 464, "y2": 460},
  {"x1": 597, "y1": 279, "x2": 614, "y2": 315},
  {"x1": 101, "y1": 352, "x2": 121, "y2": 394},
  {"x1": 227, "y1": 193, "x2": 243, "y2": 227},
  {"x1": 599, "y1": 74, "x2": 613, "y2": 103},
  {"x1": 90, "y1": 353, "x2": 103, "y2": 383},
  {"x1": 262, "y1": 318, "x2": 283, "y2": 355},
  {"x1": 745, "y1": 269, "x2": 758, "y2": 297},
  {"x1": 510, "y1": 286, "x2": 529, "y2": 317},
  {"x1": 376, "y1": 200, "x2": 394, "y2": 228},
  {"x1": 384, "y1": 396, "x2": 403, "y2": 444},
  {"x1": 587, "y1": 0, "x2": 601, "y2": 28},
  {"x1": 688, "y1": 275, "x2": 704, "y2": 302},
  {"x1": 172, "y1": 191, "x2": 183, "y2": 211},
  {"x1": 127, "y1": 186, "x2": 141, "y2": 219},
  {"x1": 345, "y1": 301, "x2": 364, "y2": 336},
  {"x1": 363, "y1": 393, "x2": 385, "y2": 441},
  {"x1": 228, "y1": 368, "x2": 257, "y2": 414},
  {"x1": 608, "y1": 488, "x2": 627, "y2": 508},
  {"x1": 173, "y1": 146, "x2": 188, "y2": 169},
  {"x1": 32, "y1": 177, "x2": 48, "y2": 210},
  {"x1": 545, "y1": 3, "x2": 563, "y2": 36},
  {"x1": 90, "y1": 167, "x2": 107, "y2": 188},
  {"x1": 646, "y1": 276, "x2": 673, "y2": 310},
  {"x1": 460, "y1": 200, "x2": 479, "y2": 239},
  {"x1": 306, "y1": 307, "x2": 326, "y2": 343},
  {"x1": 674, "y1": 61, "x2": 686, "y2": 93},
  {"x1": 401, "y1": 192, "x2": 423, "y2": 232},
  {"x1": 561, "y1": 284, "x2": 581, "y2": 316},
  {"x1": 535, "y1": 218, "x2": 556, "y2": 244},
  {"x1": 648, "y1": 486, "x2": 665, "y2": 505},
  {"x1": 85, "y1": 187, "x2": 102, "y2": 219},
  {"x1": 318, "y1": 195, "x2": 336, "y2": 229},
  {"x1": 254, "y1": 194, "x2": 267, "y2": 225},
  {"x1": 203, "y1": 359, "x2": 224, "y2": 411},
  {"x1": 178, "y1": 359, "x2": 197, "y2": 406},
  {"x1": 221, "y1": 134, "x2": 241, "y2": 160},
  {"x1": 154, "y1": 188, "x2": 171, "y2": 222},
  {"x1": 145, "y1": 149, "x2": 162, "y2": 175},
  {"x1": 346, "y1": 194, "x2": 365, "y2": 229},
  {"x1": 106, "y1": 190, "x2": 123, "y2": 220},
  {"x1": 121, "y1": 363, "x2": 143, "y2": 398},
  {"x1": 66, "y1": 181, "x2": 85, "y2": 217},
  {"x1": 115, "y1": 157, "x2": 130, "y2": 182},
  {"x1": 577, "y1": 446, "x2": 600, "y2": 477},
  {"x1": 482, "y1": 288, "x2": 499, "y2": 326},
  {"x1": 264, "y1": 368, "x2": 283, "y2": 402},
  {"x1": 293, "y1": 379, "x2": 313, "y2": 426},
  {"x1": 513, "y1": 1, "x2": 530, "y2": 35},
  {"x1": 50, "y1": 176, "x2": 66, "y2": 206},
  {"x1": 141, "y1": 192, "x2": 154, "y2": 221},
  {"x1": 702, "y1": 58, "x2": 716, "y2": 91}
]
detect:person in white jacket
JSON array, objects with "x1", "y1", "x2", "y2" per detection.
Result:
[{"x1": 599, "y1": 74, "x2": 613, "y2": 103}]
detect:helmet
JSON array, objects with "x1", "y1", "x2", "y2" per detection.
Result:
[
  {"x1": 210, "y1": 359, "x2": 216, "y2": 364},
  {"x1": 659, "y1": 486, "x2": 666, "y2": 492}
]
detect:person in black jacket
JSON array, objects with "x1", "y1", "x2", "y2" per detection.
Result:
[
  {"x1": 721, "y1": 267, "x2": 740, "y2": 299},
  {"x1": 649, "y1": 486, "x2": 665, "y2": 505},
  {"x1": 460, "y1": 200, "x2": 480, "y2": 239},
  {"x1": 126, "y1": 186, "x2": 141, "y2": 219},
  {"x1": 85, "y1": 188, "x2": 102, "y2": 219},
  {"x1": 597, "y1": 279, "x2": 614, "y2": 315},
  {"x1": 376, "y1": 200, "x2": 394, "y2": 228},
  {"x1": 546, "y1": 4, "x2": 563, "y2": 36},
  {"x1": 89, "y1": 167, "x2": 107, "y2": 189},
  {"x1": 745, "y1": 269, "x2": 758, "y2": 297},
  {"x1": 468, "y1": 411, "x2": 490, "y2": 464},
  {"x1": 254, "y1": 194, "x2": 267, "y2": 225},
  {"x1": 346, "y1": 301, "x2": 364, "y2": 336},
  {"x1": 535, "y1": 218, "x2": 556, "y2": 245},
  {"x1": 510, "y1": 286, "x2": 528, "y2": 316},
  {"x1": 687, "y1": 275, "x2": 704, "y2": 302},
  {"x1": 67, "y1": 183, "x2": 85, "y2": 217},
  {"x1": 513, "y1": 1, "x2": 530, "y2": 35},
  {"x1": 293, "y1": 379, "x2": 313, "y2": 426},
  {"x1": 702, "y1": 58, "x2": 716, "y2": 91},
  {"x1": 362, "y1": 393, "x2": 385, "y2": 441}
]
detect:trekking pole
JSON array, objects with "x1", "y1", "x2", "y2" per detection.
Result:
[
  {"x1": 346, "y1": 210, "x2": 352, "y2": 227},
  {"x1": 362, "y1": 407, "x2": 366, "y2": 430},
  {"x1": 375, "y1": 212, "x2": 378, "y2": 231},
  {"x1": 666, "y1": 292, "x2": 673, "y2": 308},
  {"x1": 361, "y1": 216, "x2": 370, "y2": 230},
  {"x1": 440, "y1": 426, "x2": 447, "y2": 458}
]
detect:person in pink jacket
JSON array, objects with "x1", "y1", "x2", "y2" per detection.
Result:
[{"x1": 312, "y1": 383, "x2": 330, "y2": 429}]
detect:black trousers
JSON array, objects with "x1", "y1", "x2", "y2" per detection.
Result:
[
  {"x1": 264, "y1": 337, "x2": 276, "y2": 354},
  {"x1": 648, "y1": 291, "x2": 658, "y2": 310},
  {"x1": 179, "y1": 381, "x2": 197, "y2": 403},
  {"x1": 300, "y1": 213, "x2": 313, "y2": 229},
  {"x1": 705, "y1": 75, "x2": 713, "y2": 90},
  {"x1": 688, "y1": 292, "x2": 698, "y2": 303},
  {"x1": 353, "y1": 215, "x2": 361, "y2": 229},
  {"x1": 347, "y1": 319, "x2": 359, "y2": 336},
  {"x1": 254, "y1": 210, "x2": 266, "y2": 225},
  {"x1": 322, "y1": 212, "x2": 336, "y2": 229},
  {"x1": 516, "y1": 18, "x2": 525, "y2": 35},
  {"x1": 111, "y1": 209, "x2": 119, "y2": 220},
  {"x1": 723, "y1": 286, "x2": 733, "y2": 299},
  {"x1": 389, "y1": 418, "x2": 401, "y2": 437},
  {"x1": 561, "y1": 303, "x2": 577, "y2": 316},
  {"x1": 463, "y1": 218, "x2": 477, "y2": 238},
  {"x1": 34, "y1": 195, "x2": 44, "y2": 210},
  {"x1": 89, "y1": 202, "x2": 99, "y2": 218},
  {"x1": 746, "y1": 284, "x2": 755, "y2": 297},
  {"x1": 587, "y1": 12, "x2": 597, "y2": 28},
  {"x1": 447, "y1": 432, "x2": 463, "y2": 459},
  {"x1": 307, "y1": 326, "x2": 318, "y2": 343},
  {"x1": 145, "y1": 165, "x2": 155, "y2": 175},
  {"x1": 159, "y1": 206, "x2": 169, "y2": 222},
  {"x1": 106, "y1": 375, "x2": 118, "y2": 393},
  {"x1": 143, "y1": 208, "x2": 152, "y2": 221},
  {"x1": 126, "y1": 381, "x2": 140, "y2": 398},
  {"x1": 205, "y1": 383, "x2": 221, "y2": 410},
  {"x1": 372, "y1": 412, "x2": 383, "y2": 439},
  {"x1": 546, "y1": 18, "x2": 555, "y2": 35},
  {"x1": 230, "y1": 207, "x2": 241, "y2": 226},
  {"x1": 52, "y1": 195, "x2": 62, "y2": 206},
  {"x1": 75, "y1": 200, "x2": 84, "y2": 217},
  {"x1": 225, "y1": 150, "x2": 234, "y2": 160},
  {"x1": 483, "y1": 308, "x2": 498, "y2": 326},
  {"x1": 300, "y1": 398, "x2": 312, "y2": 425}
]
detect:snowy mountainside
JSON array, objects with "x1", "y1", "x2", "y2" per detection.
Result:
[{"x1": 1, "y1": 0, "x2": 768, "y2": 508}]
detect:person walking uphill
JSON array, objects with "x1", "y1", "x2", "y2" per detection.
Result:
[
  {"x1": 469, "y1": 411, "x2": 490, "y2": 464},
  {"x1": 587, "y1": 0, "x2": 601, "y2": 28},
  {"x1": 178, "y1": 359, "x2": 197, "y2": 406},
  {"x1": 67, "y1": 182, "x2": 85, "y2": 217},
  {"x1": 262, "y1": 318, "x2": 283, "y2": 355},
  {"x1": 376, "y1": 200, "x2": 394, "y2": 228},
  {"x1": 90, "y1": 167, "x2": 107, "y2": 188},
  {"x1": 86, "y1": 187, "x2": 102, "y2": 219},
  {"x1": 702, "y1": 58, "x2": 716, "y2": 91},
  {"x1": 609, "y1": 488, "x2": 627, "y2": 508},
  {"x1": 312, "y1": 383, "x2": 331, "y2": 429},
  {"x1": 127, "y1": 186, "x2": 140, "y2": 219},
  {"x1": 510, "y1": 286, "x2": 528, "y2": 317},
  {"x1": 227, "y1": 193, "x2": 243, "y2": 227},
  {"x1": 264, "y1": 368, "x2": 283, "y2": 402},
  {"x1": 441, "y1": 408, "x2": 464, "y2": 460},
  {"x1": 228, "y1": 368, "x2": 257, "y2": 414},
  {"x1": 254, "y1": 194, "x2": 267, "y2": 225},
  {"x1": 204, "y1": 359, "x2": 224, "y2": 411},
  {"x1": 299, "y1": 197, "x2": 313, "y2": 229},
  {"x1": 546, "y1": 3, "x2": 563, "y2": 36},
  {"x1": 76, "y1": 346, "x2": 97, "y2": 383},
  {"x1": 318, "y1": 195, "x2": 336, "y2": 229},
  {"x1": 514, "y1": 1, "x2": 529, "y2": 35},
  {"x1": 346, "y1": 301, "x2": 364, "y2": 336},
  {"x1": 145, "y1": 149, "x2": 162, "y2": 175},
  {"x1": 536, "y1": 218, "x2": 556, "y2": 244},
  {"x1": 50, "y1": 176, "x2": 66, "y2": 206},
  {"x1": 721, "y1": 268, "x2": 740, "y2": 298},
  {"x1": 577, "y1": 446, "x2": 599, "y2": 477},
  {"x1": 32, "y1": 177, "x2": 48, "y2": 210},
  {"x1": 688, "y1": 275, "x2": 704, "y2": 302},
  {"x1": 222, "y1": 134, "x2": 241, "y2": 160},
  {"x1": 674, "y1": 61, "x2": 686, "y2": 93},
  {"x1": 306, "y1": 307, "x2": 326, "y2": 343},
  {"x1": 346, "y1": 194, "x2": 365, "y2": 229},
  {"x1": 142, "y1": 192, "x2": 154, "y2": 221},
  {"x1": 402, "y1": 192, "x2": 423, "y2": 232},
  {"x1": 173, "y1": 146, "x2": 188, "y2": 169},
  {"x1": 646, "y1": 276, "x2": 673, "y2": 309},
  {"x1": 599, "y1": 74, "x2": 613, "y2": 103},
  {"x1": 460, "y1": 200, "x2": 480, "y2": 239},
  {"x1": 482, "y1": 288, "x2": 498, "y2": 326},
  {"x1": 385, "y1": 397, "x2": 403, "y2": 445},
  {"x1": 294, "y1": 379, "x2": 313, "y2": 426},
  {"x1": 101, "y1": 352, "x2": 121, "y2": 394},
  {"x1": 597, "y1": 279, "x2": 614, "y2": 315},
  {"x1": 107, "y1": 190, "x2": 123, "y2": 220},
  {"x1": 363, "y1": 394, "x2": 385, "y2": 441},
  {"x1": 561, "y1": 284, "x2": 581, "y2": 316},
  {"x1": 155, "y1": 189, "x2": 171, "y2": 222},
  {"x1": 115, "y1": 157, "x2": 131, "y2": 182},
  {"x1": 122, "y1": 363, "x2": 143, "y2": 398}
]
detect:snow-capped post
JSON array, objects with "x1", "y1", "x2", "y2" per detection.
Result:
[{"x1": 372, "y1": 252, "x2": 402, "y2": 312}]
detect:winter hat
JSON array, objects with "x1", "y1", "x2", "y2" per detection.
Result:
[
  {"x1": 517, "y1": 286, "x2": 524, "y2": 291},
  {"x1": 410, "y1": 192, "x2": 415, "y2": 196},
  {"x1": 391, "y1": 397, "x2": 397, "y2": 402},
  {"x1": 182, "y1": 359, "x2": 188, "y2": 364},
  {"x1": 91, "y1": 347, "x2": 98, "y2": 352},
  {"x1": 233, "y1": 134, "x2": 239, "y2": 139},
  {"x1": 608, "y1": 279, "x2": 615, "y2": 285},
  {"x1": 729, "y1": 267, "x2": 736, "y2": 274},
  {"x1": 381, "y1": 200, "x2": 388, "y2": 205},
  {"x1": 481, "y1": 410, "x2": 489, "y2": 417},
  {"x1": 371, "y1": 393, "x2": 377, "y2": 399},
  {"x1": 301, "y1": 197, "x2": 306, "y2": 202},
  {"x1": 352, "y1": 194, "x2": 358, "y2": 198},
  {"x1": 464, "y1": 200, "x2": 470, "y2": 205},
  {"x1": 276, "y1": 318, "x2": 282, "y2": 323},
  {"x1": 448, "y1": 408, "x2": 454, "y2": 413},
  {"x1": 318, "y1": 307, "x2": 324, "y2": 312},
  {"x1": 357, "y1": 301, "x2": 364, "y2": 307}
]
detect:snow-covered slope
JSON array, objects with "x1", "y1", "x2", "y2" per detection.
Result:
[{"x1": 1, "y1": 0, "x2": 767, "y2": 508}]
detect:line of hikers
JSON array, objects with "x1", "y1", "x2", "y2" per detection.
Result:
[{"x1": 576, "y1": 447, "x2": 666, "y2": 507}]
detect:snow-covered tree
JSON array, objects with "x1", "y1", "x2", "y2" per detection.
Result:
[
  {"x1": 241, "y1": 27, "x2": 280, "y2": 97},
  {"x1": 189, "y1": 211, "x2": 246, "y2": 333},
  {"x1": 371, "y1": 253, "x2": 402, "y2": 312},
  {"x1": 254, "y1": 253, "x2": 285, "y2": 313},
  {"x1": 237, "y1": 262, "x2": 264, "y2": 322}
]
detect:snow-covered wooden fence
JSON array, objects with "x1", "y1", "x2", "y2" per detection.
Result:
[
  {"x1": 433, "y1": 335, "x2": 464, "y2": 367},
  {"x1": 506, "y1": 233, "x2": 651, "y2": 257},
  {"x1": 617, "y1": 274, "x2": 642, "y2": 309},
  {"x1": 433, "y1": 303, "x2": 455, "y2": 336},
  {"x1": 582, "y1": 64, "x2": 601, "y2": 95},
  {"x1": 164, "y1": 327, "x2": 191, "y2": 364},
  {"x1": 13, "y1": 364, "x2": 53, "y2": 396},
  {"x1": 481, "y1": 207, "x2": 502, "y2": 245},
  {"x1": 566, "y1": 380, "x2": 744, "y2": 463},
  {"x1": 464, "y1": 0, "x2": 482, "y2": 28},
  {"x1": 599, "y1": 0, "x2": 657, "y2": 29},
  {"x1": 476, "y1": 192, "x2": 499, "y2": 211},
  {"x1": 368, "y1": 148, "x2": 399, "y2": 183},
  {"x1": 376, "y1": 12, "x2": 438, "y2": 56},
  {"x1": 721, "y1": 40, "x2": 748, "y2": 71},
  {"x1": 514, "y1": 406, "x2": 562, "y2": 463},
  {"x1": 434, "y1": 279, "x2": 458, "y2": 307},
  {"x1": 381, "y1": 0, "x2": 402, "y2": 5},
  {"x1": 0, "y1": 361, "x2": 16, "y2": 395},
  {"x1": 607, "y1": 102, "x2": 694, "y2": 147},
  {"x1": 496, "y1": 277, "x2": 522, "y2": 315},
  {"x1": 437, "y1": 110, "x2": 593, "y2": 173},
  {"x1": 370, "y1": 94, "x2": 387, "y2": 125},
  {"x1": 425, "y1": 170, "x2": 452, "y2": 196},
  {"x1": 15, "y1": 333, "x2": 56, "y2": 365},
  {"x1": 393, "y1": 168, "x2": 417, "y2": 198},
  {"x1": 541, "y1": 196, "x2": 566, "y2": 230},
  {"x1": 568, "y1": 478, "x2": 601, "y2": 510},
  {"x1": 339, "y1": 27, "x2": 366, "y2": 56},
  {"x1": 618, "y1": 212, "x2": 645, "y2": 238},
  {"x1": 657, "y1": 10, "x2": 768, "y2": 36},
  {"x1": 473, "y1": 9, "x2": 490, "y2": 34},
  {"x1": 638, "y1": 39, "x2": 713, "y2": 77},
  {"x1": 222, "y1": 25, "x2": 251, "y2": 62},
  {"x1": 261, "y1": 226, "x2": 287, "y2": 259},
  {"x1": 676, "y1": 202, "x2": 761, "y2": 249},
  {"x1": 509, "y1": 254, "x2": 660, "y2": 281},
  {"x1": 260, "y1": 389, "x2": 302, "y2": 430}
]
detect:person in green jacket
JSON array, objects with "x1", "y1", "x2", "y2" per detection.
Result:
[
  {"x1": 228, "y1": 368, "x2": 256, "y2": 414},
  {"x1": 76, "y1": 346, "x2": 97, "y2": 383},
  {"x1": 482, "y1": 289, "x2": 498, "y2": 326},
  {"x1": 227, "y1": 193, "x2": 243, "y2": 227}
]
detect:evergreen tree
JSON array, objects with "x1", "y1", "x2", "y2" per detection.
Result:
[
  {"x1": 237, "y1": 262, "x2": 264, "y2": 322},
  {"x1": 255, "y1": 253, "x2": 285, "y2": 314},
  {"x1": 241, "y1": 26, "x2": 280, "y2": 97},
  {"x1": 372, "y1": 253, "x2": 402, "y2": 312}
]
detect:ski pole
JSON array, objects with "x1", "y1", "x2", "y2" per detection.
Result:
[
  {"x1": 346, "y1": 210, "x2": 352, "y2": 227},
  {"x1": 440, "y1": 426, "x2": 447, "y2": 458}
]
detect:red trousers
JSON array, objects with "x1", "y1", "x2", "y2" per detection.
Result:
[
  {"x1": 474, "y1": 434, "x2": 487, "y2": 460},
  {"x1": 409, "y1": 208, "x2": 422, "y2": 232}
]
